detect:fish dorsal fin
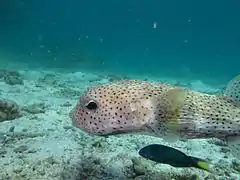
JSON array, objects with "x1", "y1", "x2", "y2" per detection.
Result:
[
  {"x1": 224, "y1": 74, "x2": 240, "y2": 104},
  {"x1": 162, "y1": 88, "x2": 187, "y2": 133}
]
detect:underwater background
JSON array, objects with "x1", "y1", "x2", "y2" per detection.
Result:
[
  {"x1": 1, "y1": 0, "x2": 240, "y2": 79},
  {"x1": 0, "y1": 0, "x2": 240, "y2": 180}
]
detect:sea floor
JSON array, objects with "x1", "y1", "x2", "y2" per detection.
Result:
[{"x1": 0, "y1": 68, "x2": 239, "y2": 180}]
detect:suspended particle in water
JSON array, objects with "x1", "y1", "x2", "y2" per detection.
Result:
[
  {"x1": 126, "y1": 8, "x2": 133, "y2": 12},
  {"x1": 38, "y1": 35, "x2": 43, "y2": 42},
  {"x1": 152, "y1": 22, "x2": 157, "y2": 29}
]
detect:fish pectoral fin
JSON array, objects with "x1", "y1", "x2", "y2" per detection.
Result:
[
  {"x1": 157, "y1": 88, "x2": 187, "y2": 142},
  {"x1": 224, "y1": 74, "x2": 240, "y2": 104},
  {"x1": 165, "y1": 88, "x2": 186, "y2": 111},
  {"x1": 162, "y1": 88, "x2": 187, "y2": 132}
]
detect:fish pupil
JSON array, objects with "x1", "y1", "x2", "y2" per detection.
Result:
[{"x1": 86, "y1": 101, "x2": 98, "y2": 110}]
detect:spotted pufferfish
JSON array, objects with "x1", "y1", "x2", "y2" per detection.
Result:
[{"x1": 70, "y1": 75, "x2": 240, "y2": 158}]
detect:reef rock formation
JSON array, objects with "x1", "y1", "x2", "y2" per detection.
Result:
[
  {"x1": 0, "y1": 69, "x2": 24, "y2": 85},
  {"x1": 0, "y1": 99, "x2": 21, "y2": 122}
]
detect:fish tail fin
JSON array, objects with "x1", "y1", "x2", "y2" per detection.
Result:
[
  {"x1": 224, "y1": 74, "x2": 240, "y2": 104},
  {"x1": 189, "y1": 156, "x2": 210, "y2": 172},
  {"x1": 196, "y1": 161, "x2": 209, "y2": 171}
]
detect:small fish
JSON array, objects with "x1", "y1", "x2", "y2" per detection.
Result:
[
  {"x1": 70, "y1": 75, "x2": 240, "y2": 159},
  {"x1": 139, "y1": 144, "x2": 209, "y2": 171}
]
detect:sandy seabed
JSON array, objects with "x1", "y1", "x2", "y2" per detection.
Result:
[{"x1": 0, "y1": 68, "x2": 239, "y2": 180}]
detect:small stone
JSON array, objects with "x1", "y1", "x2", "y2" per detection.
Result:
[
  {"x1": 231, "y1": 159, "x2": 240, "y2": 172},
  {"x1": 38, "y1": 170, "x2": 46, "y2": 176},
  {"x1": 132, "y1": 158, "x2": 146, "y2": 176},
  {"x1": 0, "y1": 99, "x2": 21, "y2": 122},
  {"x1": 19, "y1": 171, "x2": 27, "y2": 177},
  {"x1": 204, "y1": 174, "x2": 218, "y2": 180},
  {"x1": 13, "y1": 167, "x2": 23, "y2": 173},
  {"x1": 4, "y1": 75, "x2": 24, "y2": 85},
  {"x1": 0, "y1": 134, "x2": 6, "y2": 141},
  {"x1": 22, "y1": 128, "x2": 28, "y2": 132},
  {"x1": 27, "y1": 149, "x2": 37, "y2": 153},
  {"x1": 9, "y1": 126, "x2": 15, "y2": 132},
  {"x1": 63, "y1": 126, "x2": 74, "y2": 130},
  {"x1": 0, "y1": 172, "x2": 11, "y2": 180},
  {"x1": 46, "y1": 156, "x2": 58, "y2": 165},
  {"x1": 208, "y1": 139, "x2": 227, "y2": 146},
  {"x1": 0, "y1": 149, "x2": 7, "y2": 155},
  {"x1": 1, "y1": 69, "x2": 24, "y2": 85},
  {"x1": 220, "y1": 147, "x2": 230, "y2": 153},
  {"x1": 61, "y1": 102, "x2": 72, "y2": 107},
  {"x1": 13, "y1": 145, "x2": 28, "y2": 153},
  {"x1": 23, "y1": 103, "x2": 46, "y2": 114}
]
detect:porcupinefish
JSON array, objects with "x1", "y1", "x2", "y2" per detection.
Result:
[{"x1": 70, "y1": 75, "x2": 240, "y2": 158}]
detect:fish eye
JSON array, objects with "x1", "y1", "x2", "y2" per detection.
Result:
[{"x1": 85, "y1": 100, "x2": 98, "y2": 110}]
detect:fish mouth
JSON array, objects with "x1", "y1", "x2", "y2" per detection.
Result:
[
  {"x1": 98, "y1": 131, "x2": 123, "y2": 136},
  {"x1": 71, "y1": 120, "x2": 105, "y2": 135},
  {"x1": 99, "y1": 128, "x2": 145, "y2": 136}
]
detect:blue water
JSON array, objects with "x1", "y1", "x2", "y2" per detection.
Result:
[
  {"x1": 0, "y1": 0, "x2": 239, "y2": 80},
  {"x1": 1, "y1": 1, "x2": 240, "y2": 179}
]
